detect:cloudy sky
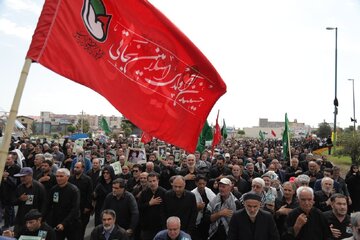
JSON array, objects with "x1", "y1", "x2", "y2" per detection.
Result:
[{"x1": 1, "y1": 0, "x2": 360, "y2": 129}]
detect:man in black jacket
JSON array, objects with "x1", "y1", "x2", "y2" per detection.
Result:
[
  {"x1": 163, "y1": 175, "x2": 197, "y2": 237},
  {"x1": 102, "y1": 178, "x2": 139, "y2": 239},
  {"x1": 90, "y1": 209, "x2": 129, "y2": 240},
  {"x1": 69, "y1": 161, "x2": 93, "y2": 240},
  {"x1": 47, "y1": 168, "x2": 81, "y2": 240},
  {"x1": 228, "y1": 192, "x2": 279, "y2": 240}
]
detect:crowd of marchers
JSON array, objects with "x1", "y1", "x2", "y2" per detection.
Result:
[{"x1": 1, "y1": 136, "x2": 360, "y2": 240}]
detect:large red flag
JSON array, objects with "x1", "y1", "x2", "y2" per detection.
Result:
[{"x1": 26, "y1": 0, "x2": 226, "y2": 152}]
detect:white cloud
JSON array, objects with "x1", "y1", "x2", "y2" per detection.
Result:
[
  {"x1": 0, "y1": 18, "x2": 33, "y2": 40},
  {"x1": 4, "y1": 0, "x2": 42, "y2": 15}
]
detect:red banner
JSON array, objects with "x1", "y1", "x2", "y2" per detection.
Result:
[
  {"x1": 27, "y1": 0, "x2": 226, "y2": 152},
  {"x1": 271, "y1": 129, "x2": 277, "y2": 137},
  {"x1": 140, "y1": 131, "x2": 153, "y2": 144},
  {"x1": 212, "y1": 111, "x2": 221, "y2": 149}
]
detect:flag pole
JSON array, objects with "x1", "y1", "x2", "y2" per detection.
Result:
[
  {"x1": 287, "y1": 129, "x2": 291, "y2": 159},
  {"x1": 0, "y1": 58, "x2": 32, "y2": 184},
  {"x1": 211, "y1": 110, "x2": 220, "y2": 157}
]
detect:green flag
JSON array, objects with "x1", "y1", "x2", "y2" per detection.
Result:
[
  {"x1": 100, "y1": 117, "x2": 111, "y2": 135},
  {"x1": 282, "y1": 113, "x2": 290, "y2": 160},
  {"x1": 196, "y1": 120, "x2": 213, "y2": 153},
  {"x1": 221, "y1": 119, "x2": 228, "y2": 139},
  {"x1": 259, "y1": 130, "x2": 265, "y2": 140}
]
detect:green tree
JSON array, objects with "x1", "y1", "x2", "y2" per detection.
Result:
[
  {"x1": 317, "y1": 122, "x2": 332, "y2": 139},
  {"x1": 76, "y1": 119, "x2": 90, "y2": 133},
  {"x1": 67, "y1": 125, "x2": 76, "y2": 133},
  {"x1": 344, "y1": 126, "x2": 355, "y2": 133},
  {"x1": 237, "y1": 130, "x2": 245, "y2": 135},
  {"x1": 336, "y1": 132, "x2": 360, "y2": 165}
]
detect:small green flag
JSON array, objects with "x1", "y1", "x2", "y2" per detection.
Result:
[
  {"x1": 259, "y1": 130, "x2": 265, "y2": 140},
  {"x1": 196, "y1": 120, "x2": 213, "y2": 153},
  {"x1": 221, "y1": 119, "x2": 228, "y2": 139},
  {"x1": 282, "y1": 113, "x2": 290, "y2": 160},
  {"x1": 100, "y1": 117, "x2": 111, "y2": 135}
]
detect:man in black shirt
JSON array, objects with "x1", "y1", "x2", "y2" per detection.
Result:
[
  {"x1": 284, "y1": 186, "x2": 331, "y2": 240},
  {"x1": 138, "y1": 172, "x2": 166, "y2": 240},
  {"x1": 209, "y1": 156, "x2": 232, "y2": 182},
  {"x1": 69, "y1": 161, "x2": 93, "y2": 240},
  {"x1": 37, "y1": 159, "x2": 57, "y2": 197},
  {"x1": 324, "y1": 193, "x2": 352, "y2": 239},
  {"x1": 314, "y1": 177, "x2": 334, "y2": 212},
  {"x1": 14, "y1": 167, "x2": 47, "y2": 234},
  {"x1": 0, "y1": 154, "x2": 20, "y2": 229},
  {"x1": 228, "y1": 192, "x2": 280, "y2": 240},
  {"x1": 102, "y1": 178, "x2": 139, "y2": 239},
  {"x1": 163, "y1": 175, "x2": 197, "y2": 237},
  {"x1": 87, "y1": 158, "x2": 101, "y2": 187},
  {"x1": 3, "y1": 209, "x2": 56, "y2": 240},
  {"x1": 47, "y1": 168, "x2": 81, "y2": 240}
]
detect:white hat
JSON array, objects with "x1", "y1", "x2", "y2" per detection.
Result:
[
  {"x1": 225, "y1": 153, "x2": 230, "y2": 158},
  {"x1": 219, "y1": 177, "x2": 231, "y2": 185}
]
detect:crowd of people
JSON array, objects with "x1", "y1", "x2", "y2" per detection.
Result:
[{"x1": 0, "y1": 136, "x2": 360, "y2": 240}]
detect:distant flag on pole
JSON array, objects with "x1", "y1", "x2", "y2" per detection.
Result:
[
  {"x1": 259, "y1": 130, "x2": 265, "y2": 140},
  {"x1": 100, "y1": 117, "x2": 111, "y2": 135},
  {"x1": 282, "y1": 113, "x2": 291, "y2": 160},
  {"x1": 26, "y1": 0, "x2": 226, "y2": 152},
  {"x1": 271, "y1": 129, "x2": 277, "y2": 137},
  {"x1": 140, "y1": 131, "x2": 153, "y2": 144},
  {"x1": 221, "y1": 119, "x2": 228, "y2": 139},
  {"x1": 212, "y1": 110, "x2": 221, "y2": 151},
  {"x1": 196, "y1": 120, "x2": 213, "y2": 153}
]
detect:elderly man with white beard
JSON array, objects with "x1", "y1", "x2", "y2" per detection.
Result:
[
  {"x1": 228, "y1": 192, "x2": 279, "y2": 240},
  {"x1": 314, "y1": 176, "x2": 335, "y2": 212}
]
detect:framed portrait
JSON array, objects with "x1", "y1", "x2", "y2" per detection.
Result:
[
  {"x1": 173, "y1": 150, "x2": 181, "y2": 162},
  {"x1": 98, "y1": 158, "x2": 105, "y2": 166},
  {"x1": 157, "y1": 145, "x2": 166, "y2": 160},
  {"x1": 110, "y1": 161, "x2": 122, "y2": 175},
  {"x1": 84, "y1": 150, "x2": 92, "y2": 160},
  {"x1": 126, "y1": 148, "x2": 146, "y2": 164}
]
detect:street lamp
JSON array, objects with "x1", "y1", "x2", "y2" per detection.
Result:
[
  {"x1": 326, "y1": 27, "x2": 338, "y2": 148},
  {"x1": 349, "y1": 79, "x2": 357, "y2": 132}
]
